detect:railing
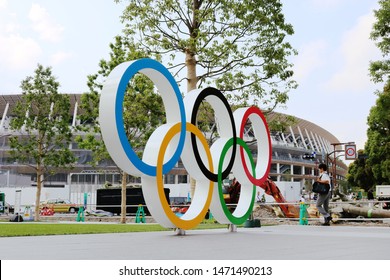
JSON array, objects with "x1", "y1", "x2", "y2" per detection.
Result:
[
  {"x1": 4, "y1": 200, "x2": 390, "y2": 225},
  {"x1": 256, "y1": 199, "x2": 390, "y2": 224}
]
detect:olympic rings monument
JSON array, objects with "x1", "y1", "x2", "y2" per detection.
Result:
[{"x1": 99, "y1": 58, "x2": 272, "y2": 231}]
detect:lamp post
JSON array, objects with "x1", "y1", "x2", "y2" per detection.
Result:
[
  {"x1": 0, "y1": 133, "x2": 11, "y2": 187},
  {"x1": 327, "y1": 142, "x2": 355, "y2": 190}
]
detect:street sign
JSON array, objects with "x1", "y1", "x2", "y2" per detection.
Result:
[{"x1": 345, "y1": 144, "x2": 357, "y2": 160}]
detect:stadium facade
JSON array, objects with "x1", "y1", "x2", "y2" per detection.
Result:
[{"x1": 0, "y1": 94, "x2": 347, "y2": 204}]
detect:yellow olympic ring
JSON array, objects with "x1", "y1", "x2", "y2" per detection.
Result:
[{"x1": 156, "y1": 122, "x2": 214, "y2": 230}]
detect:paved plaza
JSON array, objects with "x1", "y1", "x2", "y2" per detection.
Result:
[{"x1": 1, "y1": 224, "x2": 390, "y2": 260}]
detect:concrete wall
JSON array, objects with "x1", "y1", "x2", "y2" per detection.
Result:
[
  {"x1": 0, "y1": 172, "x2": 31, "y2": 187},
  {"x1": 0, "y1": 185, "x2": 70, "y2": 211}
]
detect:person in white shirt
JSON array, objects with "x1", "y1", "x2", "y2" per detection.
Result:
[
  {"x1": 316, "y1": 163, "x2": 332, "y2": 225},
  {"x1": 256, "y1": 191, "x2": 262, "y2": 202}
]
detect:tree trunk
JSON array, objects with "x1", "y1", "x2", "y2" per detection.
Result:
[
  {"x1": 120, "y1": 172, "x2": 127, "y2": 224},
  {"x1": 332, "y1": 188, "x2": 350, "y2": 202},
  {"x1": 342, "y1": 204, "x2": 390, "y2": 218},
  {"x1": 186, "y1": 51, "x2": 197, "y2": 92},
  {"x1": 34, "y1": 170, "x2": 43, "y2": 221},
  {"x1": 186, "y1": 45, "x2": 198, "y2": 201}
]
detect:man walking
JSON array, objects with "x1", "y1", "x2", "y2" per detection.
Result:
[{"x1": 316, "y1": 163, "x2": 332, "y2": 225}]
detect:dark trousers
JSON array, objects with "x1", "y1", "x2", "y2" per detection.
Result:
[{"x1": 316, "y1": 191, "x2": 331, "y2": 219}]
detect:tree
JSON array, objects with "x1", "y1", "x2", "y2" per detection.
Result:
[
  {"x1": 9, "y1": 64, "x2": 76, "y2": 221},
  {"x1": 77, "y1": 36, "x2": 165, "y2": 223},
  {"x1": 365, "y1": 0, "x2": 390, "y2": 186},
  {"x1": 369, "y1": 0, "x2": 390, "y2": 83},
  {"x1": 346, "y1": 150, "x2": 374, "y2": 191},
  {"x1": 365, "y1": 81, "x2": 390, "y2": 185},
  {"x1": 116, "y1": 0, "x2": 297, "y2": 105},
  {"x1": 116, "y1": 0, "x2": 297, "y2": 197}
]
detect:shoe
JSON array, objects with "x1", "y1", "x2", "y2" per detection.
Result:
[
  {"x1": 322, "y1": 222, "x2": 330, "y2": 226},
  {"x1": 326, "y1": 216, "x2": 333, "y2": 223}
]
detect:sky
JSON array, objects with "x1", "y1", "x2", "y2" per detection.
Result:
[{"x1": 0, "y1": 0, "x2": 384, "y2": 155}]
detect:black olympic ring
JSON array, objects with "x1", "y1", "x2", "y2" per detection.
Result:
[{"x1": 190, "y1": 87, "x2": 237, "y2": 182}]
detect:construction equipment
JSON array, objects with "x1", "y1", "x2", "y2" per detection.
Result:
[
  {"x1": 76, "y1": 206, "x2": 85, "y2": 222},
  {"x1": 376, "y1": 185, "x2": 390, "y2": 209},
  {"x1": 299, "y1": 202, "x2": 309, "y2": 225},
  {"x1": 40, "y1": 206, "x2": 54, "y2": 216},
  {"x1": 259, "y1": 178, "x2": 300, "y2": 218},
  {"x1": 135, "y1": 205, "x2": 146, "y2": 223},
  {"x1": 226, "y1": 177, "x2": 300, "y2": 218}
]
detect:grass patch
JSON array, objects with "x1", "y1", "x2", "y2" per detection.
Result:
[
  {"x1": 0, "y1": 219, "x2": 230, "y2": 237},
  {"x1": 0, "y1": 223, "x2": 168, "y2": 237}
]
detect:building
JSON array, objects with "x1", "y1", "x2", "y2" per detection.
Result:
[{"x1": 0, "y1": 93, "x2": 347, "y2": 206}]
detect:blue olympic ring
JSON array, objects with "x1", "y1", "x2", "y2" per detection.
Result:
[{"x1": 114, "y1": 58, "x2": 186, "y2": 176}]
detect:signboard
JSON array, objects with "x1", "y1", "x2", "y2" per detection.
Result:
[{"x1": 345, "y1": 144, "x2": 357, "y2": 160}]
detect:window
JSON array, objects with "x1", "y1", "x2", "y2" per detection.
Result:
[
  {"x1": 164, "y1": 174, "x2": 175, "y2": 184},
  {"x1": 293, "y1": 165, "x2": 302, "y2": 175},
  {"x1": 304, "y1": 167, "x2": 312, "y2": 175},
  {"x1": 178, "y1": 175, "x2": 188, "y2": 184},
  {"x1": 270, "y1": 163, "x2": 278, "y2": 174}
]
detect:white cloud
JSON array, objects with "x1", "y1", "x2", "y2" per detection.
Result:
[
  {"x1": 0, "y1": 0, "x2": 43, "y2": 88},
  {"x1": 293, "y1": 40, "x2": 328, "y2": 82},
  {"x1": 28, "y1": 3, "x2": 64, "y2": 43},
  {"x1": 309, "y1": 0, "x2": 346, "y2": 10},
  {"x1": 0, "y1": 0, "x2": 7, "y2": 10},
  {"x1": 4, "y1": 22, "x2": 20, "y2": 33},
  {"x1": 0, "y1": 34, "x2": 42, "y2": 70},
  {"x1": 49, "y1": 51, "x2": 73, "y2": 65},
  {"x1": 326, "y1": 12, "x2": 381, "y2": 93}
]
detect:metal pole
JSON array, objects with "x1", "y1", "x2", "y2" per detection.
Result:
[
  {"x1": 332, "y1": 143, "x2": 337, "y2": 190},
  {"x1": 6, "y1": 170, "x2": 10, "y2": 187},
  {"x1": 328, "y1": 141, "x2": 355, "y2": 190}
]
